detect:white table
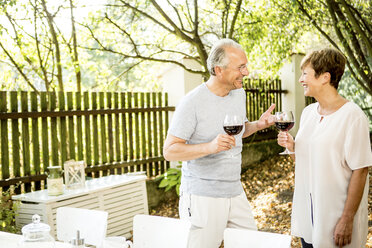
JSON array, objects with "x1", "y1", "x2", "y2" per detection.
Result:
[
  {"x1": 0, "y1": 231, "x2": 71, "y2": 248},
  {"x1": 12, "y1": 174, "x2": 148, "y2": 239}
]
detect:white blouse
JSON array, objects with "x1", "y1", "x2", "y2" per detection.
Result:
[{"x1": 292, "y1": 102, "x2": 372, "y2": 248}]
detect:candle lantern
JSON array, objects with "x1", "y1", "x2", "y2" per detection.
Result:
[{"x1": 64, "y1": 160, "x2": 86, "y2": 190}]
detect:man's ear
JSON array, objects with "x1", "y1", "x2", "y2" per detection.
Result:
[{"x1": 214, "y1": 66, "x2": 222, "y2": 76}]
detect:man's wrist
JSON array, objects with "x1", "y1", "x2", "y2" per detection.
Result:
[{"x1": 255, "y1": 121, "x2": 261, "y2": 131}]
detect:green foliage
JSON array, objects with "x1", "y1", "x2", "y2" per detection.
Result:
[
  {"x1": 236, "y1": 0, "x2": 309, "y2": 78},
  {"x1": 0, "y1": 0, "x2": 370, "y2": 97},
  {"x1": 157, "y1": 166, "x2": 182, "y2": 196},
  {"x1": 0, "y1": 188, "x2": 20, "y2": 233},
  {"x1": 338, "y1": 71, "x2": 372, "y2": 129}
]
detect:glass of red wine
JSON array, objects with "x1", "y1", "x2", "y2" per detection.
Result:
[
  {"x1": 223, "y1": 114, "x2": 244, "y2": 157},
  {"x1": 275, "y1": 111, "x2": 295, "y2": 155}
]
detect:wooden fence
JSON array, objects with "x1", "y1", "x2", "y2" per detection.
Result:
[
  {"x1": 0, "y1": 79, "x2": 286, "y2": 193},
  {"x1": 0, "y1": 91, "x2": 173, "y2": 193},
  {"x1": 243, "y1": 78, "x2": 286, "y2": 142}
]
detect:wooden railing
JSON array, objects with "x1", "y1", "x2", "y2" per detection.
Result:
[{"x1": 0, "y1": 91, "x2": 173, "y2": 193}]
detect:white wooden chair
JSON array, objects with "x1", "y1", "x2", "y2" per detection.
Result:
[
  {"x1": 224, "y1": 228, "x2": 291, "y2": 248},
  {"x1": 132, "y1": 214, "x2": 190, "y2": 248},
  {"x1": 56, "y1": 207, "x2": 108, "y2": 247}
]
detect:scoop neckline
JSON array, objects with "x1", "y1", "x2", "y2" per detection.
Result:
[{"x1": 315, "y1": 101, "x2": 350, "y2": 118}]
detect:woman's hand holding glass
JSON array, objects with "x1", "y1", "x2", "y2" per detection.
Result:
[
  {"x1": 277, "y1": 131, "x2": 295, "y2": 153},
  {"x1": 275, "y1": 111, "x2": 295, "y2": 155}
]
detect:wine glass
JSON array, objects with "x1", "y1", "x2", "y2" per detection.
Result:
[
  {"x1": 223, "y1": 114, "x2": 244, "y2": 157},
  {"x1": 275, "y1": 111, "x2": 295, "y2": 155}
]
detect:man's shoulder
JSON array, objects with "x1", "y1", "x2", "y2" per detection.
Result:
[{"x1": 182, "y1": 84, "x2": 207, "y2": 102}]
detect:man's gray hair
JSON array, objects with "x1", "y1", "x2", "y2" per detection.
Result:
[{"x1": 207, "y1": 38, "x2": 243, "y2": 76}]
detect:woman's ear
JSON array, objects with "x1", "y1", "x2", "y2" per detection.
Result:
[{"x1": 321, "y1": 72, "x2": 331, "y2": 85}]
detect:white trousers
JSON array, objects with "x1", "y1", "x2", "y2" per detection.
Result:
[{"x1": 179, "y1": 192, "x2": 257, "y2": 248}]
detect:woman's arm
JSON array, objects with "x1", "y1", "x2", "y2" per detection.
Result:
[{"x1": 333, "y1": 167, "x2": 369, "y2": 247}]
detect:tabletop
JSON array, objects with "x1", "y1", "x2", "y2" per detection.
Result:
[
  {"x1": 12, "y1": 173, "x2": 146, "y2": 203},
  {"x1": 0, "y1": 231, "x2": 71, "y2": 248}
]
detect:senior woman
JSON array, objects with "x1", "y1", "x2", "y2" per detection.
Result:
[{"x1": 278, "y1": 48, "x2": 371, "y2": 248}]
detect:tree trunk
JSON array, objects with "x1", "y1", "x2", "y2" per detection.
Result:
[
  {"x1": 41, "y1": 0, "x2": 64, "y2": 92},
  {"x1": 69, "y1": 0, "x2": 81, "y2": 92}
]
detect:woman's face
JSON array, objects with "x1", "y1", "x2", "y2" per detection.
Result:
[{"x1": 299, "y1": 64, "x2": 325, "y2": 97}]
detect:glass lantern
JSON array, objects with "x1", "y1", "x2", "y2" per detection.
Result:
[
  {"x1": 18, "y1": 214, "x2": 55, "y2": 248},
  {"x1": 47, "y1": 166, "x2": 64, "y2": 196}
]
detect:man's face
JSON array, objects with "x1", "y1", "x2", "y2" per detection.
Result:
[{"x1": 219, "y1": 47, "x2": 249, "y2": 90}]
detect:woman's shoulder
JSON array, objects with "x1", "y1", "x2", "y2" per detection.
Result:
[{"x1": 343, "y1": 101, "x2": 368, "y2": 120}]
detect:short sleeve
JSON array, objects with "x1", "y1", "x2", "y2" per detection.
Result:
[
  {"x1": 344, "y1": 114, "x2": 372, "y2": 170},
  {"x1": 167, "y1": 97, "x2": 197, "y2": 141}
]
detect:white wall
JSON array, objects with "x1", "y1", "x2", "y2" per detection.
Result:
[
  {"x1": 279, "y1": 53, "x2": 305, "y2": 136},
  {"x1": 162, "y1": 58, "x2": 203, "y2": 108}
]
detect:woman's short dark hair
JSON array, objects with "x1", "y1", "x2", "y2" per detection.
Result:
[{"x1": 301, "y1": 48, "x2": 346, "y2": 89}]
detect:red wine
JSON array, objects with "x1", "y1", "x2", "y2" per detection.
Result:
[
  {"x1": 223, "y1": 125, "x2": 243, "y2": 135},
  {"x1": 275, "y1": 121, "x2": 294, "y2": 131}
]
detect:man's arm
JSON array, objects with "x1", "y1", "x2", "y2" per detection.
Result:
[
  {"x1": 163, "y1": 133, "x2": 235, "y2": 161},
  {"x1": 243, "y1": 121, "x2": 260, "y2": 138},
  {"x1": 333, "y1": 167, "x2": 369, "y2": 247},
  {"x1": 242, "y1": 104, "x2": 276, "y2": 138}
]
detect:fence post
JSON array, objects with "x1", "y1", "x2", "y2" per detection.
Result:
[
  {"x1": 279, "y1": 53, "x2": 305, "y2": 136},
  {"x1": 161, "y1": 58, "x2": 203, "y2": 167}
]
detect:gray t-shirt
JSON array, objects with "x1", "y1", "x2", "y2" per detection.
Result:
[{"x1": 168, "y1": 83, "x2": 247, "y2": 198}]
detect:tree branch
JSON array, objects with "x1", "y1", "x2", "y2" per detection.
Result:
[
  {"x1": 347, "y1": 3, "x2": 371, "y2": 36},
  {"x1": 104, "y1": 13, "x2": 139, "y2": 55},
  {"x1": 80, "y1": 45, "x2": 204, "y2": 75},
  {"x1": 326, "y1": 0, "x2": 371, "y2": 87},
  {"x1": 166, "y1": 0, "x2": 186, "y2": 31},
  {"x1": 295, "y1": 0, "x2": 371, "y2": 95},
  {"x1": 109, "y1": 61, "x2": 142, "y2": 84},
  {"x1": 69, "y1": 0, "x2": 81, "y2": 92},
  {"x1": 0, "y1": 41, "x2": 39, "y2": 93},
  {"x1": 101, "y1": 1, "x2": 208, "y2": 75},
  {"x1": 295, "y1": 0, "x2": 341, "y2": 50},
  {"x1": 228, "y1": 0, "x2": 242, "y2": 38},
  {"x1": 4, "y1": 7, "x2": 45, "y2": 81},
  {"x1": 41, "y1": 0, "x2": 64, "y2": 91},
  {"x1": 153, "y1": 46, "x2": 202, "y2": 65},
  {"x1": 193, "y1": 0, "x2": 199, "y2": 37},
  {"x1": 32, "y1": 0, "x2": 50, "y2": 92},
  {"x1": 113, "y1": 1, "x2": 175, "y2": 34},
  {"x1": 149, "y1": 0, "x2": 195, "y2": 44},
  {"x1": 345, "y1": 60, "x2": 372, "y2": 95},
  {"x1": 339, "y1": 0, "x2": 372, "y2": 56}
]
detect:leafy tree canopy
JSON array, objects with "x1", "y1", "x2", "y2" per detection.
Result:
[{"x1": 0, "y1": 0, "x2": 370, "y2": 102}]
